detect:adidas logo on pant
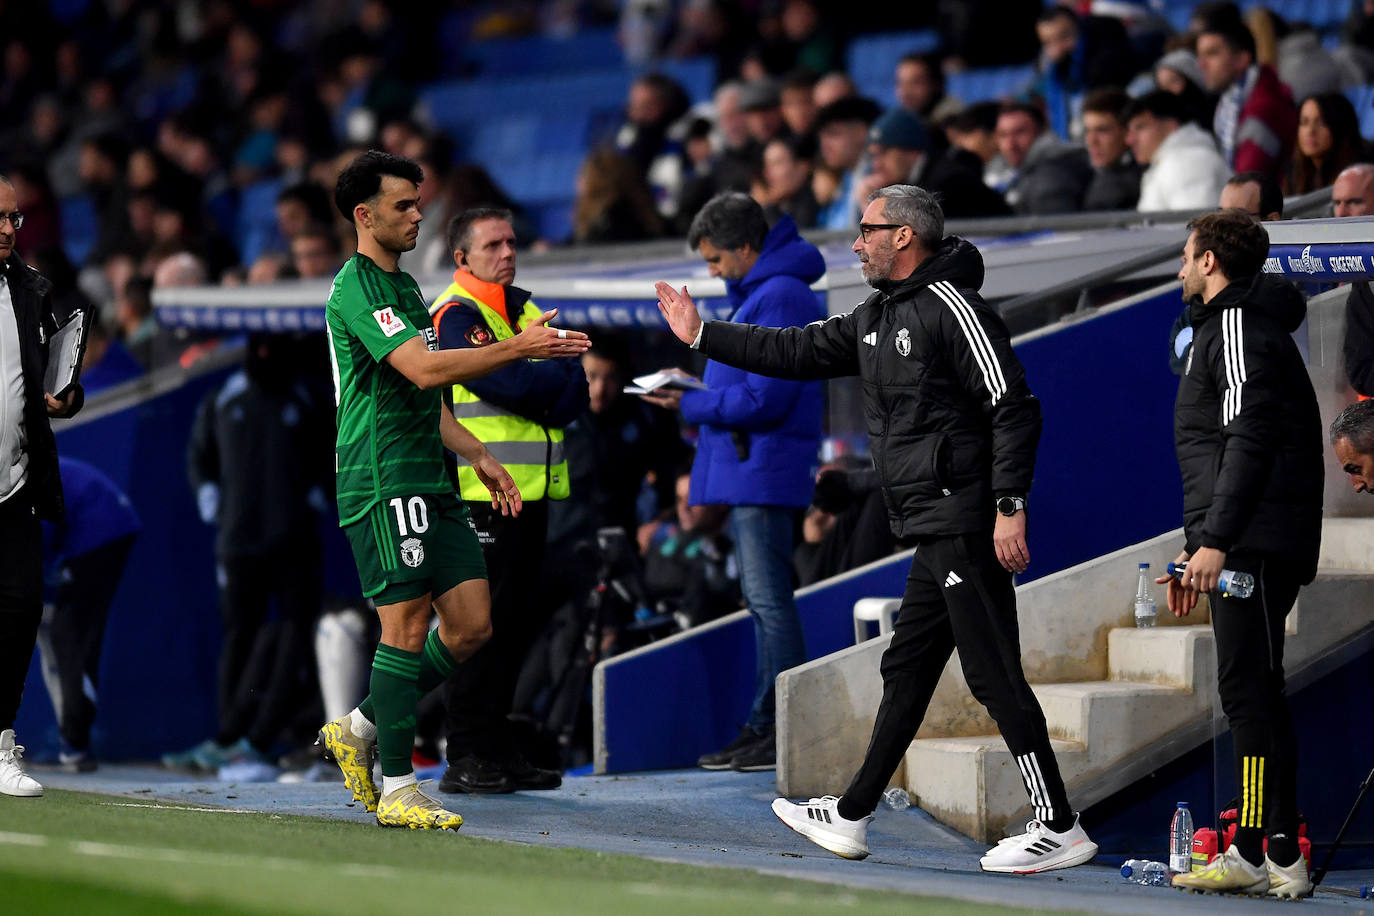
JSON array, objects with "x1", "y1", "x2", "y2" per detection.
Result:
[{"x1": 943, "y1": 571, "x2": 963, "y2": 587}]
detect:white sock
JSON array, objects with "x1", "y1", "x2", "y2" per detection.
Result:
[
  {"x1": 382, "y1": 772, "x2": 417, "y2": 796},
  {"x1": 349, "y1": 707, "x2": 377, "y2": 742}
]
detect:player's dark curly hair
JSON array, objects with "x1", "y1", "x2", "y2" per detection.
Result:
[
  {"x1": 1187, "y1": 210, "x2": 1269, "y2": 281},
  {"x1": 334, "y1": 150, "x2": 424, "y2": 223}
]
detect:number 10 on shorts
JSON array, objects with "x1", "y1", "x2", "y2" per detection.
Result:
[{"x1": 389, "y1": 496, "x2": 430, "y2": 536}]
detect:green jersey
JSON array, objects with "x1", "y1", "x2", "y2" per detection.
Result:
[{"x1": 326, "y1": 253, "x2": 449, "y2": 526}]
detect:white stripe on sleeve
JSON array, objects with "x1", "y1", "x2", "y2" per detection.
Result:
[{"x1": 929, "y1": 281, "x2": 1007, "y2": 404}]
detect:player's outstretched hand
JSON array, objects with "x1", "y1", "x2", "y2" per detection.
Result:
[
  {"x1": 516, "y1": 309, "x2": 590, "y2": 359},
  {"x1": 654, "y1": 282, "x2": 704, "y2": 346},
  {"x1": 473, "y1": 454, "x2": 523, "y2": 517}
]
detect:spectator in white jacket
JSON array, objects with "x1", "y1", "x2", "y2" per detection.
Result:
[{"x1": 1125, "y1": 90, "x2": 1231, "y2": 212}]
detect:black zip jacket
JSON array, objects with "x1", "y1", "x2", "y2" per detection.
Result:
[
  {"x1": 697, "y1": 236, "x2": 1041, "y2": 541},
  {"x1": 1175, "y1": 273, "x2": 1323, "y2": 582},
  {"x1": 6, "y1": 252, "x2": 83, "y2": 521}
]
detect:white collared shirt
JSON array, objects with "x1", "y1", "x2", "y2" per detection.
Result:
[{"x1": 0, "y1": 271, "x2": 29, "y2": 503}]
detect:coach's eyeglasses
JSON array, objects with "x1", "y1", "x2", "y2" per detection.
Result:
[
  {"x1": 858, "y1": 222, "x2": 901, "y2": 242},
  {"x1": 0, "y1": 212, "x2": 24, "y2": 229}
]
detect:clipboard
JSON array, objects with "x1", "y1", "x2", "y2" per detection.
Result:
[{"x1": 43, "y1": 309, "x2": 89, "y2": 399}]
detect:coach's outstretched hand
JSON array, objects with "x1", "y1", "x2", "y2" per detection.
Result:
[
  {"x1": 655, "y1": 282, "x2": 704, "y2": 346},
  {"x1": 516, "y1": 309, "x2": 591, "y2": 359},
  {"x1": 473, "y1": 453, "x2": 523, "y2": 517}
]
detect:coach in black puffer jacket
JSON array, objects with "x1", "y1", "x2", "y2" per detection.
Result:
[
  {"x1": 697, "y1": 232, "x2": 1040, "y2": 543},
  {"x1": 1174, "y1": 270, "x2": 1324, "y2": 584}
]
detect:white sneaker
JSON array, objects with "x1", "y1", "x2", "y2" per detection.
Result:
[
  {"x1": 771, "y1": 796, "x2": 871, "y2": 860},
  {"x1": 0, "y1": 729, "x2": 43, "y2": 797},
  {"x1": 1265, "y1": 853, "x2": 1313, "y2": 899},
  {"x1": 980, "y1": 815, "x2": 1097, "y2": 873}
]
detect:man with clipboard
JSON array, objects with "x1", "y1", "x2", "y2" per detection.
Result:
[{"x1": 0, "y1": 174, "x2": 85, "y2": 798}]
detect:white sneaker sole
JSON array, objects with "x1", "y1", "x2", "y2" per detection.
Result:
[
  {"x1": 0, "y1": 782, "x2": 43, "y2": 797},
  {"x1": 980, "y1": 838, "x2": 1098, "y2": 874},
  {"x1": 771, "y1": 799, "x2": 869, "y2": 860},
  {"x1": 1267, "y1": 879, "x2": 1313, "y2": 899}
]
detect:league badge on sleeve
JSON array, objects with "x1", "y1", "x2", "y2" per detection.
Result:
[{"x1": 373, "y1": 307, "x2": 407, "y2": 338}]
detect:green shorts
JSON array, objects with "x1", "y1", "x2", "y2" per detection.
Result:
[{"x1": 344, "y1": 492, "x2": 487, "y2": 606}]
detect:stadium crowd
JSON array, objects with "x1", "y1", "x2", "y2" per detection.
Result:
[{"x1": 4, "y1": 0, "x2": 1374, "y2": 792}]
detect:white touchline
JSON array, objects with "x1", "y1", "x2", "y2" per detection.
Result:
[
  {"x1": 0, "y1": 831, "x2": 398, "y2": 879},
  {"x1": 102, "y1": 802, "x2": 259, "y2": 814}
]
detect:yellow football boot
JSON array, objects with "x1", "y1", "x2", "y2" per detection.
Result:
[
  {"x1": 1172, "y1": 845, "x2": 1269, "y2": 895},
  {"x1": 318, "y1": 715, "x2": 379, "y2": 812},
  {"x1": 375, "y1": 783, "x2": 464, "y2": 830}
]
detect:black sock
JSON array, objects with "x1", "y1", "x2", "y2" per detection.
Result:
[
  {"x1": 1267, "y1": 833, "x2": 1300, "y2": 867},
  {"x1": 1044, "y1": 814, "x2": 1075, "y2": 834},
  {"x1": 836, "y1": 795, "x2": 871, "y2": 821},
  {"x1": 1232, "y1": 826, "x2": 1265, "y2": 866}
]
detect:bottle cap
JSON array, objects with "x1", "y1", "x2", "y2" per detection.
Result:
[
  {"x1": 1177, "y1": 801, "x2": 1189, "y2": 808},
  {"x1": 1138, "y1": 562, "x2": 1149, "y2": 568}
]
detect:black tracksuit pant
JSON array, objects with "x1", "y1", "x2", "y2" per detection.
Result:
[
  {"x1": 443, "y1": 500, "x2": 551, "y2": 762},
  {"x1": 46, "y1": 535, "x2": 136, "y2": 750},
  {"x1": 1211, "y1": 552, "x2": 1302, "y2": 860},
  {"x1": 214, "y1": 539, "x2": 320, "y2": 751},
  {"x1": 0, "y1": 486, "x2": 42, "y2": 731},
  {"x1": 839, "y1": 533, "x2": 1072, "y2": 827}
]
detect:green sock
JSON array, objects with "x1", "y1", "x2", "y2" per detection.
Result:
[
  {"x1": 418, "y1": 628, "x2": 458, "y2": 694},
  {"x1": 357, "y1": 630, "x2": 457, "y2": 724},
  {"x1": 369, "y1": 644, "x2": 421, "y2": 778}
]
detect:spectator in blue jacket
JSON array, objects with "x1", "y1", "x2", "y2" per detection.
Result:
[
  {"x1": 641, "y1": 193, "x2": 824, "y2": 772},
  {"x1": 38, "y1": 458, "x2": 141, "y2": 771}
]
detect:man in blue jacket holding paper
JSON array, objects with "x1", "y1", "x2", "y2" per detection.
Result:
[{"x1": 641, "y1": 193, "x2": 824, "y2": 771}]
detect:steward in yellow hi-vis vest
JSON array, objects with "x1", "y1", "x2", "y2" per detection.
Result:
[
  {"x1": 429, "y1": 270, "x2": 586, "y2": 502},
  {"x1": 429, "y1": 209, "x2": 588, "y2": 790}
]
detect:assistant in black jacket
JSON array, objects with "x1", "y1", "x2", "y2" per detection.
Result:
[
  {"x1": 1167, "y1": 212, "x2": 1321, "y2": 896},
  {"x1": 655, "y1": 184, "x2": 1097, "y2": 874},
  {"x1": 0, "y1": 242, "x2": 83, "y2": 796}
]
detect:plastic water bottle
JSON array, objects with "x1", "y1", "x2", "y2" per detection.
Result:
[
  {"x1": 1170, "y1": 802, "x2": 1195, "y2": 873},
  {"x1": 1134, "y1": 563, "x2": 1157, "y2": 628},
  {"x1": 1165, "y1": 562, "x2": 1255, "y2": 599},
  {"x1": 883, "y1": 787, "x2": 911, "y2": 811},
  {"x1": 1121, "y1": 859, "x2": 1171, "y2": 886}
]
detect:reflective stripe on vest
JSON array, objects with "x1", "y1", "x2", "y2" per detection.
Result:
[{"x1": 428, "y1": 281, "x2": 569, "y2": 501}]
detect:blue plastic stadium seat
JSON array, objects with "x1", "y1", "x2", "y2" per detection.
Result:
[
  {"x1": 846, "y1": 30, "x2": 942, "y2": 107},
  {"x1": 1346, "y1": 85, "x2": 1374, "y2": 140},
  {"x1": 947, "y1": 64, "x2": 1036, "y2": 103},
  {"x1": 529, "y1": 198, "x2": 574, "y2": 242},
  {"x1": 655, "y1": 57, "x2": 716, "y2": 104},
  {"x1": 1243, "y1": 0, "x2": 1349, "y2": 29},
  {"x1": 58, "y1": 194, "x2": 97, "y2": 266},
  {"x1": 235, "y1": 178, "x2": 285, "y2": 266},
  {"x1": 466, "y1": 28, "x2": 623, "y2": 75}
]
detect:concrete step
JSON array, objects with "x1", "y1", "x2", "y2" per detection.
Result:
[
  {"x1": 905, "y1": 736, "x2": 1085, "y2": 843},
  {"x1": 1031, "y1": 680, "x2": 1196, "y2": 748},
  {"x1": 1107, "y1": 624, "x2": 1215, "y2": 689}
]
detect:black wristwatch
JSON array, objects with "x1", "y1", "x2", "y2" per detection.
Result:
[{"x1": 996, "y1": 496, "x2": 1026, "y2": 517}]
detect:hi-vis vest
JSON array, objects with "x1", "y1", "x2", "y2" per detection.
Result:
[{"x1": 428, "y1": 280, "x2": 569, "y2": 501}]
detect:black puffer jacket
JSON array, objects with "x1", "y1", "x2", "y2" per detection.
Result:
[
  {"x1": 1174, "y1": 273, "x2": 1324, "y2": 582},
  {"x1": 698, "y1": 236, "x2": 1041, "y2": 541},
  {"x1": 7, "y1": 252, "x2": 83, "y2": 521}
]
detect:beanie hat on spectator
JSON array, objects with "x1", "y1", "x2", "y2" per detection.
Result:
[
  {"x1": 1156, "y1": 49, "x2": 1204, "y2": 90},
  {"x1": 869, "y1": 109, "x2": 931, "y2": 151},
  {"x1": 739, "y1": 78, "x2": 781, "y2": 111},
  {"x1": 814, "y1": 96, "x2": 883, "y2": 130}
]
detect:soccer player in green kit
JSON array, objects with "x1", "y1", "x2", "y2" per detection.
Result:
[{"x1": 319, "y1": 151, "x2": 589, "y2": 829}]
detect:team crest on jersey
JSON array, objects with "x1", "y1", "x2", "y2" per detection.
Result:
[
  {"x1": 373, "y1": 307, "x2": 406, "y2": 338},
  {"x1": 466, "y1": 325, "x2": 495, "y2": 347},
  {"x1": 400, "y1": 537, "x2": 424, "y2": 568},
  {"x1": 895, "y1": 327, "x2": 911, "y2": 357}
]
